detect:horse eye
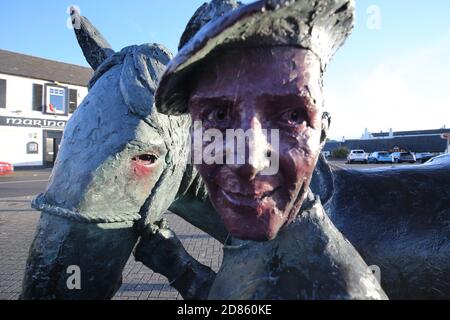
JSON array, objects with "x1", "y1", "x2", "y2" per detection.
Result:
[{"x1": 132, "y1": 154, "x2": 158, "y2": 165}]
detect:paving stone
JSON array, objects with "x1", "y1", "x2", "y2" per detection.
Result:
[{"x1": 0, "y1": 197, "x2": 223, "y2": 300}]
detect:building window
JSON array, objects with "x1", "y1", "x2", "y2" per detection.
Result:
[
  {"x1": 45, "y1": 85, "x2": 68, "y2": 115},
  {"x1": 32, "y1": 84, "x2": 43, "y2": 111},
  {"x1": 0, "y1": 79, "x2": 6, "y2": 108},
  {"x1": 27, "y1": 142, "x2": 39, "y2": 154},
  {"x1": 69, "y1": 89, "x2": 78, "y2": 114}
]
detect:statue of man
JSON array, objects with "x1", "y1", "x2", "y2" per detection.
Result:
[{"x1": 155, "y1": 0, "x2": 387, "y2": 299}]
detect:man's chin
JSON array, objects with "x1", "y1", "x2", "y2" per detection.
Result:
[
  {"x1": 223, "y1": 214, "x2": 283, "y2": 242},
  {"x1": 211, "y1": 189, "x2": 289, "y2": 241}
]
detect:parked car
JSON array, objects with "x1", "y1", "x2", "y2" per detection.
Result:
[
  {"x1": 368, "y1": 151, "x2": 394, "y2": 164},
  {"x1": 415, "y1": 152, "x2": 435, "y2": 163},
  {"x1": 0, "y1": 162, "x2": 14, "y2": 176},
  {"x1": 347, "y1": 150, "x2": 368, "y2": 164},
  {"x1": 391, "y1": 152, "x2": 416, "y2": 164}
]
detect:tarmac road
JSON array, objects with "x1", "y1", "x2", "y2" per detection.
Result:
[{"x1": 0, "y1": 169, "x2": 52, "y2": 199}]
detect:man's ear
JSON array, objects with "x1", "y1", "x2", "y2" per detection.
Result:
[{"x1": 320, "y1": 112, "x2": 331, "y2": 148}]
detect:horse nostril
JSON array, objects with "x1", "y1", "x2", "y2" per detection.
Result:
[{"x1": 133, "y1": 154, "x2": 158, "y2": 165}]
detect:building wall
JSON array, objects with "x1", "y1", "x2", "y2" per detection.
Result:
[
  {"x1": 343, "y1": 136, "x2": 448, "y2": 153},
  {"x1": 0, "y1": 126, "x2": 43, "y2": 166},
  {"x1": 0, "y1": 73, "x2": 88, "y2": 115},
  {"x1": 0, "y1": 73, "x2": 88, "y2": 167},
  {"x1": 325, "y1": 135, "x2": 449, "y2": 156}
]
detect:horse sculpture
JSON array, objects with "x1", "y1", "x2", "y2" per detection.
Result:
[{"x1": 20, "y1": 8, "x2": 227, "y2": 300}]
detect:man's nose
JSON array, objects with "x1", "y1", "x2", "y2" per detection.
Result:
[{"x1": 229, "y1": 116, "x2": 270, "y2": 180}]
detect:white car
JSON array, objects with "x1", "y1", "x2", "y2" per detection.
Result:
[{"x1": 347, "y1": 150, "x2": 368, "y2": 164}]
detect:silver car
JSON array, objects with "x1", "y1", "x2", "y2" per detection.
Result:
[{"x1": 347, "y1": 150, "x2": 368, "y2": 164}]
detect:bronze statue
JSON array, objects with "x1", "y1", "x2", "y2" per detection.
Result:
[
  {"x1": 21, "y1": 0, "x2": 449, "y2": 300},
  {"x1": 155, "y1": 0, "x2": 387, "y2": 299},
  {"x1": 155, "y1": 0, "x2": 449, "y2": 299}
]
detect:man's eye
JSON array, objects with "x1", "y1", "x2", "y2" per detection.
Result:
[
  {"x1": 281, "y1": 108, "x2": 307, "y2": 126},
  {"x1": 206, "y1": 109, "x2": 230, "y2": 123}
]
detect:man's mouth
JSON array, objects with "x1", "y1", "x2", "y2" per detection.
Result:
[{"x1": 219, "y1": 187, "x2": 280, "y2": 208}]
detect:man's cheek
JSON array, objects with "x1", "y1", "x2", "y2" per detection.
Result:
[
  {"x1": 292, "y1": 133, "x2": 322, "y2": 186},
  {"x1": 283, "y1": 143, "x2": 316, "y2": 184},
  {"x1": 294, "y1": 129, "x2": 321, "y2": 163},
  {"x1": 196, "y1": 163, "x2": 219, "y2": 182}
]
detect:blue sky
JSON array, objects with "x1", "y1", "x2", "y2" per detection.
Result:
[{"x1": 1, "y1": 0, "x2": 449, "y2": 139}]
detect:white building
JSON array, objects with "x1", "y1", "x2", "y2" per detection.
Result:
[{"x1": 0, "y1": 49, "x2": 92, "y2": 168}]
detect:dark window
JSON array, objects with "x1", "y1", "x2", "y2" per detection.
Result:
[
  {"x1": 69, "y1": 89, "x2": 78, "y2": 113},
  {"x1": 0, "y1": 79, "x2": 6, "y2": 108},
  {"x1": 27, "y1": 142, "x2": 39, "y2": 154},
  {"x1": 32, "y1": 84, "x2": 43, "y2": 111}
]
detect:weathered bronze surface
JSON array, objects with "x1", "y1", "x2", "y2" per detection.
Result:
[
  {"x1": 156, "y1": 0, "x2": 388, "y2": 300},
  {"x1": 315, "y1": 156, "x2": 450, "y2": 299},
  {"x1": 21, "y1": 12, "x2": 221, "y2": 300},
  {"x1": 21, "y1": 0, "x2": 449, "y2": 300}
]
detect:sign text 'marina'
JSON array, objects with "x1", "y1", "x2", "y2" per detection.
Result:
[{"x1": 0, "y1": 116, "x2": 67, "y2": 129}]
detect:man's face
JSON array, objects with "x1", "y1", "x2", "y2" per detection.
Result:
[{"x1": 188, "y1": 47, "x2": 325, "y2": 241}]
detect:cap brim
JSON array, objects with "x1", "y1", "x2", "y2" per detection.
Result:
[{"x1": 156, "y1": 0, "x2": 355, "y2": 115}]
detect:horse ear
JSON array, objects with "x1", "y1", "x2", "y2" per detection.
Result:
[{"x1": 70, "y1": 6, "x2": 115, "y2": 70}]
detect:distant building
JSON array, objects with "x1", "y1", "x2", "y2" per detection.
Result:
[
  {"x1": 323, "y1": 140, "x2": 343, "y2": 154},
  {"x1": 0, "y1": 49, "x2": 93, "y2": 168},
  {"x1": 325, "y1": 128, "x2": 450, "y2": 155}
]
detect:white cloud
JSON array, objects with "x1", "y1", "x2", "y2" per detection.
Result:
[{"x1": 324, "y1": 33, "x2": 450, "y2": 140}]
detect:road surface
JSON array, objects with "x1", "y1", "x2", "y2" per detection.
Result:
[{"x1": 0, "y1": 169, "x2": 51, "y2": 198}]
